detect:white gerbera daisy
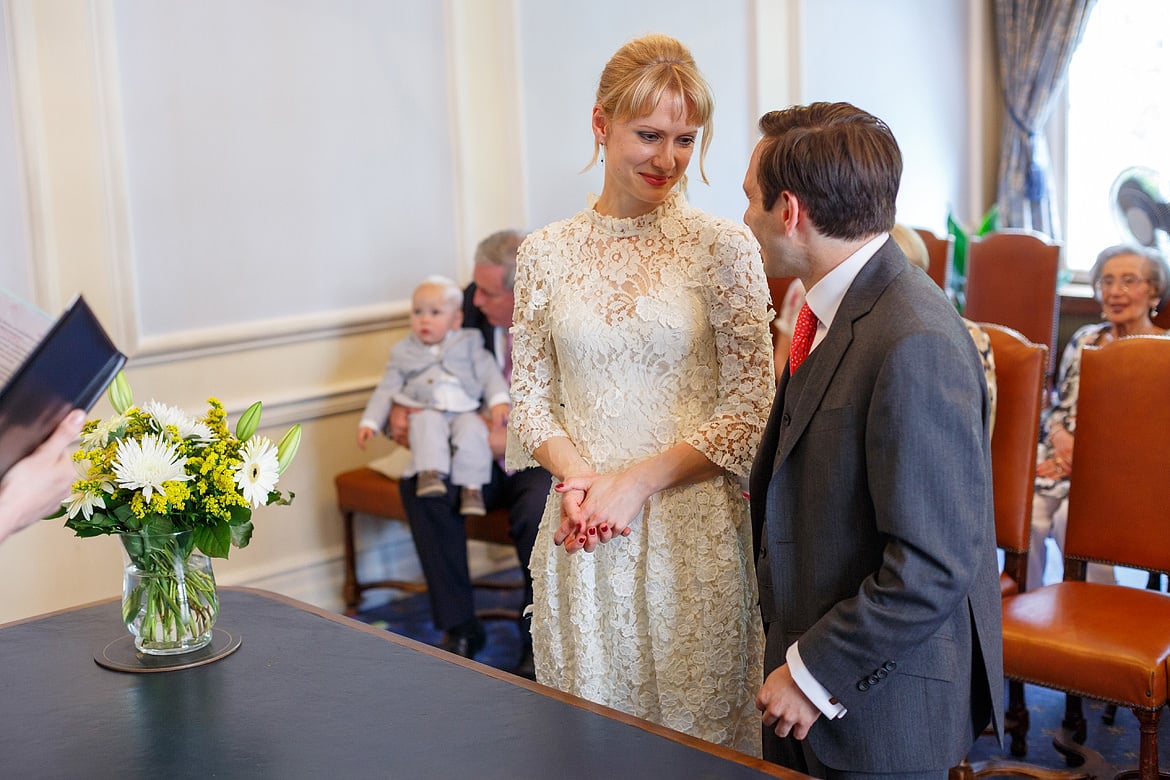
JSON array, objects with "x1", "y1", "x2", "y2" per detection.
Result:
[
  {"x1": 234, "y1": 436, "x2": 279, "y2": 508},
  {"x1": 112, "y1": 433, "x2": 190, "y2": 501},
  {"x1": 143, "y1": 400, "x2": 215, "y2": 442}
]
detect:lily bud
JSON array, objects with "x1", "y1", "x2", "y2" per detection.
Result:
[
  {"x1": 108, "y1": 372, "x2": 133, "y2": 414},
  {"x1": 275, "y1": 424, "x2": 302, "y2": 475},
  {"x1": 235, "y1": 401, "x2": 262, "y2": 441}
]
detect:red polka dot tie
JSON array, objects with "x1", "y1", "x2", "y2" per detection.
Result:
[{"x1": 789, "y1": 303, "x2": 818, "y2": 374}]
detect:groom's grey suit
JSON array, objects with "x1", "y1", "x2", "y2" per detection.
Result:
[{"x1": 750, "y1": 239, "x2": 1003, "y2": 774}]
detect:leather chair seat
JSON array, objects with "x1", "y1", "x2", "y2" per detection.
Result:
[
  {"x1": 999, "y1": 572, "x2": 1019, "y2": 598},
  {"x1": 1002, "y1": 580, "x2": 1170, "y2": 708}
]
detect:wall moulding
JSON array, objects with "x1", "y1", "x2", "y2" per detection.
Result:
[{"x1": 130, "y1": 301, "x2": 409, "y2": 366}]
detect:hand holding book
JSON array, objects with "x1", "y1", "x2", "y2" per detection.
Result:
[
  {"x1": 0, "y1": 290, "x2": 124, "y2": 543},
  {"x1": 0, "y1": 409, "x2": 84, "y2": 544}
]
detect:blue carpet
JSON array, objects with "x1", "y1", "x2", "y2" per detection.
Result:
[
  {"x1": 349, "y1": 568, "x2": 528, "y2": 674},
  {"x1": 966, "y1": 683, "x2": 1170, "y2": 775}
]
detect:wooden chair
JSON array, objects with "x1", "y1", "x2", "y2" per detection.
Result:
[
  {"x1": 964, "y1": 230, "x2": 1062, "y2": 379},
  {"x1": 913, "y1": 226, "x2": 951, "y2": 291},
  {"x1": 982, "y1": 324, "x2": 1047, "y2": 606},
  {"x1": 335, "y1": 467, "x2": 523, "y2": 618},
  {"x1": 956, "y1": 326, "x2": 1048, "y2": 778},
  {"x1": 996, "y1": 336, "x2": 1170, "y2": 780}
]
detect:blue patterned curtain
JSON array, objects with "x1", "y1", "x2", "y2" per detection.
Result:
[{"x1": 994, "y1": 0, "x2": 1096, "y2": 236}]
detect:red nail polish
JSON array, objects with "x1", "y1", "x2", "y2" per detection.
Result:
[
  {"x1": 578, "y1": 536, "x2": 586, "y2": 545},
  {"x1": 600, "y1": 524, "x2": 609, "y2": 534},
  {"x1": 555, "y1": 483, "x2": 564, "y2": 490},
  {"x1": 588, "y1": 527, "x2": 597, "y2": 536}
]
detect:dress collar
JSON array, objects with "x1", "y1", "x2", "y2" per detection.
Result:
[{"x1": 584, "y1": 191, "x2": 684, "y2": 237}]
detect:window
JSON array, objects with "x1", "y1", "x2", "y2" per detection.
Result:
[{"x1": 1064, "y1": 0, "x2": 1170, "y2": 273}]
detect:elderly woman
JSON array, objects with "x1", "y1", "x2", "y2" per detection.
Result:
[{"x1": 1029, "y1": 244, "x2": 1169, "y2": 588}]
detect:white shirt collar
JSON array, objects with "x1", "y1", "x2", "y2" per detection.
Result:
[{"x1": 804, "y1": 232, "x2": 889, "y2": 350}]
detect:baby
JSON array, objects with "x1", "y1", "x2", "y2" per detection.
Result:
[{"x1": 358, "y1": 275, "x2": 510, "y2": 516}]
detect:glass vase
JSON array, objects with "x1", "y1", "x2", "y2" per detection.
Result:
[{"x1": 120, "y1": 529, "x2": 218, "y2": 655}]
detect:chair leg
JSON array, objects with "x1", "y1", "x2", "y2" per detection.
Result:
[
  {"x1": 341, "y1": 509, "x2": 360, "y2": 614},
  {"x1": 1133, "y1": 707, "x2": 1163, "y2": 780},
  {"x1": 948, "y1": 759, "x2": 974, "y2": 780},
  {"x1": 1052, "y1": 695, "x2": 1088, "y2": 768},
  {"x1": 1062, "y1": 695, "x2": 1087, "y2": 745},
  {"x1": 1006, "y1": 680, "x2": 1030, "y2": 757}
]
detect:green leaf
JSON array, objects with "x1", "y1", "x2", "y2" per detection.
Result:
[
  {"x1": 65, "y1": 510, "x2": 121, "y2": 537},
  {"x1": 266, "y1": 490, "x2": 295, "y2": 507},
  {"x1": 121, "y1": 530, "x2": 145, "y2": 560},
  {"x1": 227, "y1": 506, "x2": 254, "y2": 549},
  {"x1": 946, "y1": 212, "x2": 968, "y2": 242},
  {"x1": 976, "y1": 204, "x2": 999, "y2": 236},
  {"x1": 68, "y1": 524, "x2": 112, "y2": 538},
  {"x1": 230, "y1": 520, "x2": 254, "y2": 550},
  {"x1": 139, "y1": 515, "x2": 176, "y2": 536},
  {"x1": 193, "y1": 522, "x2": 232, "y2": 559}
]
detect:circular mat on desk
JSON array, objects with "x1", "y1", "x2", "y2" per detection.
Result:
[{"x1": 94, "y1": 627, "x2": 241, "y2": 673}]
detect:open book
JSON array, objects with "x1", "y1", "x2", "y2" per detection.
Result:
[{"x1": 0, "y1": 291, "x2": 125, "y2": 479}]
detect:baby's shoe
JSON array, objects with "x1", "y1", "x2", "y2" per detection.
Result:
[
  {"x1": 416, "y1": 470, "x2": 446, "y2": 497},
  {"x1": 460, "y1": 487, "x2": 486, "y2": 516}
]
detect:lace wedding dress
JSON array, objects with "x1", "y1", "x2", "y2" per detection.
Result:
[{"x1": 507, "y1": 192, "x2": 775, "y2": 753}]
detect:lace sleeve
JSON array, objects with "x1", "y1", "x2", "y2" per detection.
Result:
[
  {"x1": 682, "y1": 225, "x2": 776, "y2": 477},
  {"x1": 505, "y1": 232, "x2": 567, "y2": 471}
]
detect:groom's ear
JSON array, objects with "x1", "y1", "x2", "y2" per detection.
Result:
[{"x1": 777, "y1": 191, "x2": 803, "y2": 237}]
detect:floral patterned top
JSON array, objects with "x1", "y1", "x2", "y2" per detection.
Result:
[{"x1": 1035, "y1": 322, "x2": 1109, "y2": 499}]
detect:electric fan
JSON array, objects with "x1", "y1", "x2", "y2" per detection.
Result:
[{"x1": 1110, "y1": 166, "x2": 1170, "y2": 251}]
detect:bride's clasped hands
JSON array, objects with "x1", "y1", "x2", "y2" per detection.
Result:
[{"x1": 552, "y1": 470, "x2": 648, "y2": 553}]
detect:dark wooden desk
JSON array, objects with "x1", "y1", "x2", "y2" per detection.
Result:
[{"x1": 0, "y1": 587, "x2": 803, "y2": 779}]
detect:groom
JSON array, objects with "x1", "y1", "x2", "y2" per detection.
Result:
[{"x1": 743, "y1": 102, "x2": 1003, "y2": 778}]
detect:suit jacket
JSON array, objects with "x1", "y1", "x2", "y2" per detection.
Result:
[
  {"x1": 749, "y1": 239, "x2": 1003, "y2": 773},
  {"x1": 462, "y1": 283, "x2": 496, "y2": 356}
]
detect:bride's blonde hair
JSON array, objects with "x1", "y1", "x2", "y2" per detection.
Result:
[{"x1": 585, "y1": 34, "x2": 714, "y2": 185}]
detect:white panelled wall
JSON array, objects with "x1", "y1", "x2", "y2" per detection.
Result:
[{"x1": 0, "y1": 0, "x2": 987, "y2": 623}]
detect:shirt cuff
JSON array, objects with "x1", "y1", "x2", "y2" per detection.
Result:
[
  {"x1": 358, "y1": 419, "x2": 383, "y2": 433},
  {"x1": 787, "y1": 642, "x2": 847, "y2": 720},
  {"x1": 484, "y1": 392, "x2": 511, "y2": 409}
]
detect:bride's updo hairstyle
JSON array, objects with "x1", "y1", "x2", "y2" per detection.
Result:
[{"x1": 585, "y1": 33, "x2": 715, "y2": 185}]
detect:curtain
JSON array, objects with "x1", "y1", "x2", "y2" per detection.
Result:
[{"x1": 994, "y1": 0, "x2": 1096, "y2": 236}]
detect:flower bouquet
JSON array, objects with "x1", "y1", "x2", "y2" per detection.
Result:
[{"x1": 52, "y1": 373, "x2": 301, "y2": 654}]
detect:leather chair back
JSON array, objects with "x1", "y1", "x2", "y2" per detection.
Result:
[
  {"x1": 982, "y1": 324, "x2": 1047, "y2": 593},
  {"x1": 1064, "y1": 335, "x2": 1170, "y2": 574},
  {"x1": 912, "y1": 227, "x2": 950, "y2": 291},
  {"x1": 964, "y1": 230, "x2": 1061, "y2": 377},
  {"x1": 767, "y1": 275, "x2": 797, "y2": 349}
]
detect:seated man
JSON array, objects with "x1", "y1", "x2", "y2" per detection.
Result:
[{"x1": 392, "y1": 230, "x2": 548, "y2": 678}]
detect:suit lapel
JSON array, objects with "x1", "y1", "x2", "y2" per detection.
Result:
[
  {"x1": 750, "y1": 367, "x2": 790, "y2": 556},
  {"x1": 769, "y1": 240, "x2": 904, "y2": 474}
]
